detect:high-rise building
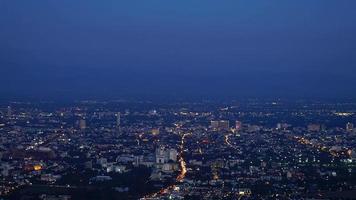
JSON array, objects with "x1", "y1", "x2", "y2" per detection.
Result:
[
  {"x1": 79, "y1": 119, "x2": 86, "y2": 130},
  {"x1": 307, "y1": 124, "x2": 320, "y2": 132},
  {"x1": 151, "y1": 128, "x2": 160, "y2": 135},
  {"x1": 247, "y1": 125, "x2": 261, "y2": 132},
  {"x1": 235, "y1": 121, "x2": 242, "y2": 131},
  {"x1": 220, "y1": 120, "x2": 230, "y2": 130},
  {"x1": 352, "y1": 149, "x2": 356, "y2": 159},
  {"x1": 276, "y1": 123, "x2": 290, "y2": 130},
  {"x1": 211, "y1": 121, "x2": 220, "y2": 130},
  {"x1": 346, "y1": 122, "x2": 354, "y2": 132},
  {"x1": 116, "y1": 112, "x2": 121, "y2": 128},
  {"x1": 276, "y1": 123, "x2": 282, "y2": 130},
  {"x1": 7, "y1": 106, "x2": 12, "y2": 118},
  {"x1": 0, "y1": 163, "x2": 10, "y2": 177},
  {"x1": 155, "y1": 147, "x2": 178, "y2": 163},
  {"x1": 169, "y1": 149, "x2": 178, "y2": 162},
  {"x1": 211, "y1": 120, "x2": 230, "y2": 131},
  {"x1": 156, "y1": 147, "x2": 167, "y2": 164}
]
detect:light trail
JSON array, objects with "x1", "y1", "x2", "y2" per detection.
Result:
[
  {"x1": 176, "y1": 133, "x2": 189, "y2": 182},
  {"x1": 293, "y1": 136, "x2": 339, "y2": 157},
  {"x1": 225, "y1": 134, "x2": 238, "y2": 150},
  {"x1": 142, "y1": 133, "x2": 190, "y2": 199}
]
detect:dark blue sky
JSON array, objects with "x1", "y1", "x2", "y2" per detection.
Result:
[{"x1": 1, "y1": 0, "x2": 356, "y2": 101}]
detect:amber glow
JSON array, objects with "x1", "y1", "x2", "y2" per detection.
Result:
[{"x1": 33, "y1": 165, "x2": 42, "y2": 171}]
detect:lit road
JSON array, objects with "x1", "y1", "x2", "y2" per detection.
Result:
[
  {"x1": 293, "y1": 136, "x2": 340, "y2": 157},
  {"x1": 224, "y1": 134, "x2": 239, "y2": 151},
  {"x1": 176, "y1": 133, "x2": 189, "y2": 182},
  {"x1": 142, "y1": 133, "x2": 190, "y2": 199}
]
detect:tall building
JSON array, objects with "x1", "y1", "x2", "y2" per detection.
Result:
[
  {"x1": 169, "y1": 149, "x2": 178, "y2": 162},
  {"x1": 211, "y1": 121, "x2": 220, "y2": 130},
  {"x1": 116, "y1": 112, "x2": 121, "y2": 128},
  {"x1": 156, "y1": 147, "x2": 167, "y2": 164},
  {"x1": 0, "y1": 163, "x2": 10, "y2": 177},
  {"x1": 352, "y1": 149, "x2": 356, "y2": 159},
  {"x1": 346, "y1": 122, "x2": 354, "y2": 132},
  {"x1": 155, "y1": 147, "x2": 178, "y2": 163},
  {"x1": 276, "y1": 123, "x2": 282, "y2": 130},
  {"x1": 7, "y1": 106, "x2": 12, "y2": 118},
  {"x1": 211, "y1": 120, "x2": 230, "y2": 131},
  {"x1": 79, "y1": 119, "x2": 86, "y2": 130},
  {"x1": 151, "y1": 128, "x2": 160, "y2": 135},
  {"x1": 220, "y1": 120, "x2": 230, "y2": 130},
  {"x1": 308, "y1": 124, "x2": 320, "y2": 132},
  {"x1": 235, "y1": 121, "x2": 242, "y2": 131},
  {"x1": 247, "y1": 125, "x2": 261, "y2": 132},
  {"x1": 276, "y1": 123, "x2": 290, "y2": 130}
]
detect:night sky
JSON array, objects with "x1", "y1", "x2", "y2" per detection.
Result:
[{"x1": 1, "y1": 1, "x2": 356, "y2": 101}]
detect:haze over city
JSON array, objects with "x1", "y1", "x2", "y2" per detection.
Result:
[
  {"x1": 1, "y1": 1, "x2": 356, "y2": 200},
  {"x1": 1, "y1": 0, "x2": 356, "y2": 101}
]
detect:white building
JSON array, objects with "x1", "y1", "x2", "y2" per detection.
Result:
[
  {"x1": 346, "y1": 122, "x2": 354, "y2": 132},
  {"x1": 156, "y1": 146, "x2": 178, "y2": 163}
]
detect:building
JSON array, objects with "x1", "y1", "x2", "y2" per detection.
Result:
[
  {"x1": 155, "y1": 147, "x2": 178, "y2": 163},
  {"x1": 219, "y1": 120, "x2": 230, "y2": 130},
  {"x1": 211, "y1": 121, "x2": 220, "y2": 130},
  {"x1": 346, "y1": 122, "x2": 354, "y2": 132},
  {"x1": 7, "y1": 106, "x2": 12, "y2": 118},
  {"x1": 211, "y1": 120, "x2": 230, "y2": 131},
  {"x1": 276, "y1": 123, "x2": 282, "y2": 130},
  {"x1": 168, "y1": 149, "x2": 178, "y2": 162},
  {"x1": 235, "y1": 121, "x2": 242, "y2": 131},
  {"x1": 156, "y1": 147, "x2": 167, "y2": 164},
  {"x1": 308, "y1": 124, "x2": 320, "y2": 132},
  {"x1": 276, "y1": 123, "x2": 290, "y2": 130},
  {"x1": 238, "y1": 188, "x2": 252, "y2": 196},
  {"x1": 0, "y1": 163, "x2": 10, "y2": 177},
  {"x1": 116, "y1": 112, "x2": 121, "y2": 128},
  {"x1": 79, "y1": 119, "x2": 86, "y2": 130},
  {"x1": 247, "y1": 125, "x2": 261, "y2": 132},
  {"x1": 352, "y1": 149, "x2": 356, "y2": 160},
  {"x1": 151, "y1": 128, "x2": 160, "y2": 135}
]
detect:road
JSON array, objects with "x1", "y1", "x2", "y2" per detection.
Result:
[{"x1": 142, "y1": 133, "x2": 190, "y2": 199}]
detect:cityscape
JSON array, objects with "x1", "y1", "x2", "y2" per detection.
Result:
[
  {"x1": 1, "y1": 100, "x2": 355, "y2": 199},
  {"x1": 1, "y1": 1, "x2": 356, "y2": 199}
]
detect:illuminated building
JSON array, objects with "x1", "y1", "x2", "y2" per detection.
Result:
[
  {"x1": 0, "y1": 163, "x2": 10, "y2": 177},
  {"x1": 169, "y1": 149, "x2": 178, "y2": 162},
  {"x1": 235, "y1": 121, "x2": 242, "y2": 131},
  {"x1": 219, "y1": 120, "x2": 230, "y2": 130},
  {"x1": 151, "y1": 128, "x2": 160, "y2": 135},
  {"x1": 156, "y1": 147, "x2": 167, "y2": 164},
  {"x1": 79, "y1": 119, "x2": 86, "y2": 130},
  {"x1": 7, "y1": 106, "x2": 12, "y2": 118},
  {"x1": 211, "y1": 121, "x2": 220, "y2": 130},
  {"x1": 247, "y1": 125, "x2": 261, "y2": 132},
  {"x1": 307, "y1": 124, "x2": 320, "y2": 132},
  {"x1": 33, "y1": 165, "x2": 42, "y2": 171},
  {"x1": 277, "y1": 123, "x2": 283, "y2": 130},
  {"x1": 156, "y1": 147, "x2": 178, "y2": 163},
  {"x1": 116, "y1": 112, "x2": 121, "y2": 128},
  {"x1": 277, "y1": 123, "x2": 290, "y2": 130},
  {"x1": 238, "y1": 188, "x2": 252, "y2": 196},
  {"x1": 352, "y1": 149, "x2": 356, "y2": 160},
  {"x1": 211, "y1": 120, "x2": 230, "y2": 131},
  {"x1": 346, "y1": 122, "x2": 354, "y2": 132}
]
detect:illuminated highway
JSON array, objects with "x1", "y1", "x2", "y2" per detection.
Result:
[
  {"x1": 142, "y1": 133, "x2": 189, "y2": 199},
  {"x1": 224, "y1": 134, "x2": 239, "y2": 151},
  {"x1": 176, "y1": 133, "x2": 188, "y2": 182}
]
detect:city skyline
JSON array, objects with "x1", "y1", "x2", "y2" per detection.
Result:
[
  {"x1": 1, "y1": 100, "x2": 356, "y2": 199},
  {"x1": 1, "y1": 1, "x2": 356, "y2": 199}
]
